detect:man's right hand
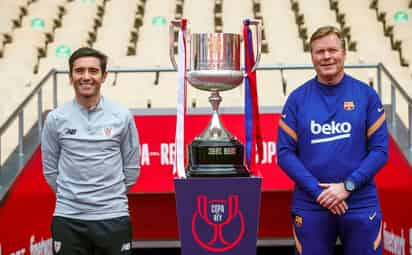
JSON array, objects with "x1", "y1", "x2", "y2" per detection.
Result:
[
  {"x1": 317, "y1": 182, "x2": 351, "y2": 215},
  {"x1": 317, "y1": 182, "x2": 349, "y2": 215},
  {"x1": 329, "y1": 200, "x2": 348, "y2": 215}
]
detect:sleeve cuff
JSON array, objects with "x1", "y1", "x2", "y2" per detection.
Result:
[{"x1": 348, "y1": 172, "x2": 363, "y2": 189}]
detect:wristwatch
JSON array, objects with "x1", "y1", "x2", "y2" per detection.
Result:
[{"x1": 344, "y1": 179, "x2": 356, "y2": 192}]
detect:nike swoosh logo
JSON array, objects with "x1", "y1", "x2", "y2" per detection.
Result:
[
  {"x1": 282, "y1": 114, "x2": 287, "y2": 119},
  {"x1": 377, "y1": 107, "x2": 384, "y2": 113},
  {"x1": 369, "y1": 211, "x2": 377, "y2": 220}
]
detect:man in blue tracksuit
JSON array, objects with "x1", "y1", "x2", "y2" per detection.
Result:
[{"x1": 277, "y1": 26, "x2": 388, "y2": 255}]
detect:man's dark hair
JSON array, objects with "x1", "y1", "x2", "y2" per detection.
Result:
[{"x1": 68, "y1": 47, "x2": 108, "y2": 74}]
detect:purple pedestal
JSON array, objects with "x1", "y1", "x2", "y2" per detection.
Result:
[{"x1": 174, "y1": 177, "x2": 262, "y2": 255}]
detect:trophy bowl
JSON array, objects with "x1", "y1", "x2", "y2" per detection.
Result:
[
  {"x1": 187, "y1": 69, "x2": 244, "y2": 91},
  {"x1": 170, "y1": 20, "x2": 261, "y2": 177},
  {"x1": 187, "y1": 33, "x2": 244, "y2": 92}
]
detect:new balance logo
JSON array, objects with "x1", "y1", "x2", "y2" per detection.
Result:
[
  {"x1": 310, "y1": 120, "x2": 352, "y2": 144},
  {"x1": 64, "y1": 128, "x2": 77, "y2": 135},
  {"x1": 120, "y1": 242, "x2": 131, "y2": 252},
  {"x1": 53, "y1": 240, "x2": 62, "y2": 253}
]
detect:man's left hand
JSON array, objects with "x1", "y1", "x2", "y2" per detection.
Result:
[{"x1": 316, "y1": 183, "x2": 351, "y2": 210}]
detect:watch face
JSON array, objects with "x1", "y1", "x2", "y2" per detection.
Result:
[{"x1": 345, "y1": 181, "x2": 355, "y2": 192}]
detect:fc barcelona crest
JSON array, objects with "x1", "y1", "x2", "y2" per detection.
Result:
[
  {"x1": 295, "y1": 215, "x2": 303, "y2": 227},
  {"x1": 343, "y1": 101, "x2": 355, "y2": 111}
]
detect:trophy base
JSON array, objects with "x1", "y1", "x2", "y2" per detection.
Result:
[
  {"x1": 187, "y1": 165, "x2": 249, "y2": 177},
  {"x1": 187, "y1": 139, "x2": 249, "y2": 177}
]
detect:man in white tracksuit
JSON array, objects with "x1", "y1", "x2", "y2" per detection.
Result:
[{"x1": 42, "y1": 47, "x2": 140, "y2": 255}]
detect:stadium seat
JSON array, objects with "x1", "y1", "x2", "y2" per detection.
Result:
[
  {"x1": 0, "y1": 0, "x2": 30, "y2": 37},
  {"x1": 376, "y1": 0, "x2": 410, "y2": 29},
  {"x1": 0, "y1": 36, "x2": 6, "y2": 57},
  {"x1": 21, "y1": 0, "x2": 67, "y2": 35},
  {"x1": 222, "y1": 0, "x2": 253, "y2": 34},
  {"x1": 336, "y1": 1, "x2": 404, "y2": 69},
  {"x1": 0, "y1": 18, "x2": 17, "y2": 48},
  {"x1": 375, "y1": 0, "x2": 411, "y2": 65},
  {"x1": 1, "y1": 28, "x2": 48, "y2": 74},
  {"x1": 102, "y1": 56, "x2": 169, "y2": 109},
  {"x1": 135, "y1": 0, "x2": 175, "y2": 66},
  {"x1": 260, "y1": 0, "x2": 308, "y2": 63},
  {"x1": 281, "y1": 69, "x2": 314, "y2": 95},
  {"x1": 37, "y1": 54, "x2": 69, "y2": 77},
  {"x1": 94, "y1": 0, "x2": 142, "y2": 58},
  {"x1": 296, "y1": 0, "x2": 340, "y2": 43},
  {"x1": 52, "y1": 0, "x2": 103, "y2": 43},
  {"x1": 0, "y1": 72, "x2": 34, "y2": 126},
  {"x1": 48, "y1": 27, "x2": 90, "y2": 53},
  {"x1": 113, "y1": 71, "x2": 172, "y2": 109},
  {"x1": 0, "y1": 0, "x2": 28, "y2": 59},
  {"x1": 256, "y1": 70, "x2": 286, "y2": 107},
  {"x1": 183, "y1": 0, "x2": 215, "y2": 33}
]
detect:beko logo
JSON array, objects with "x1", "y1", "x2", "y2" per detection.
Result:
[{"x1": 310, "y1": 120, "x2": 352, "y2": 144}]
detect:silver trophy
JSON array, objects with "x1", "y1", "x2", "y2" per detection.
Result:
[{"x1": 169, "y1": 19, "x2": 261, "y2": 177}]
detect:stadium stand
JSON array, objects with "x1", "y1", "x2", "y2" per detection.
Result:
[
  {"x1": 0, "y1": 1, "x2": 411, "y2": 254},
  {"x1": 0, "y1": 0, "x2": 410, "y2": 164}
]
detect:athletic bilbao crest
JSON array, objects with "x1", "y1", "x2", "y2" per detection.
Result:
[
  {"x1": 103, "y1": 127, "x2": 112, "y2": 137},
  {"x1": 191, "y1": 194, "x2": 245, "y2": 252}
]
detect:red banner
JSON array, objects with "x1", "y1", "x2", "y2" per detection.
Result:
[
  {"x1": 131, "y1": 113, "x2": 293, "y2": 193},
  {"x1": 0, "y1": 113, "x2": 410, "y2": 255}
]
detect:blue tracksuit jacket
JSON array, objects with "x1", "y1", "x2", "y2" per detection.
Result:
[{"x1": 277, "y1": 74, "x2": 388, "y2": 210}]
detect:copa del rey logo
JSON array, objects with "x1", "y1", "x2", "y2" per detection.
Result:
[{"x1": 191, "y1": 195, "x2": 245, "y2": 252}]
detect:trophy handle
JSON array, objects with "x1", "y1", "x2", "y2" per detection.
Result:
[
  {"x1": 169, "y1": 19, "x2": 181, "y2": 70},
  {"x1": 170, "y1": 19, "x2": 190, "y2": 70},
  {"x1": 244, "y1": 19, "x2": 262, "y2": 73}
]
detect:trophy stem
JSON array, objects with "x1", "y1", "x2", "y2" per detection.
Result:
[
  {"x1": 196, "y1": 91, "x2": 233, "y2": 141},
  {"x1": 209, "y1": 91, "x2": 221, "y2": 112},
  {"x1": 187, "y1": 90, "x2": 249, "y2": 177}
]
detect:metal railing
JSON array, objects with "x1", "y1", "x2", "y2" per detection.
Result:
[
  {"x1": 0, "y1": 70, "x2": 54, "y2": 165},
  {"x1": 0, "y1": 63, "x2": 410, "y2": 199}
]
